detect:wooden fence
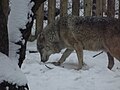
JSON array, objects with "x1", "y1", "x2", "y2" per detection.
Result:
[{"x1": 29, "y1": 0, "x2": 120, "y2": 41}]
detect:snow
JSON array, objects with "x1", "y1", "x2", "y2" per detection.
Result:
[
  {"x1": 9, "y1": 42, "x2": 20, "y2": 63},
  {"x1": 0, "y1": 52, "x2": 28, "y2": 86},
  {"x1": 8, "y1": 0, "x2": 31, "y2": 42},
  {"x1": 21, "y1": 41, "x2": 120, "y2": 90},
  {"x1": 8, "y1": 0, "x2": 33, "y2": 62}
]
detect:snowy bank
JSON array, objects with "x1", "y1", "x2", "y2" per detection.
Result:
[{"x1": 0, "y1": 53, "x2": 27, "y2": 86}]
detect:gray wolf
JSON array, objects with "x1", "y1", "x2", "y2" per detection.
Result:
[{"x1": 37, "y1": 15, "x2": 120, "y2": 70}]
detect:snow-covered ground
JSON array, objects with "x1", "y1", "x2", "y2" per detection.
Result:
[{"x1": 22, "y1": 40, "x2": 120, "y2": 90}]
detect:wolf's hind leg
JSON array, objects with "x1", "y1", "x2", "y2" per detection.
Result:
[
  {"x1": 107, "y1": 52, "x2": 114, "y2": 70},
  {"x1": 52, "y1": 49, "x2": 73, "y2": 66},
  {"x1": 74, "y1": 43, "x2": 83, "y2": 70}
]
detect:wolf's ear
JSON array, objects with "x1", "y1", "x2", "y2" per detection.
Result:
[{"x1": 54, "y1": 31, "x2": 60, "y2": 42}]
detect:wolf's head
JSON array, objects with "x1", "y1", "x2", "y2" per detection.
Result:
[{"x1": 37, "y1": 32, "x2": 61, "y2": 63}]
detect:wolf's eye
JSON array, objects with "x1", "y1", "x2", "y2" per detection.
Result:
[
  {"x1": 40, "y1": 45, "x2": 44, "y2": 50},
  {"x1": 46, "y1": 46, "x2": 50, "y2": 50}
]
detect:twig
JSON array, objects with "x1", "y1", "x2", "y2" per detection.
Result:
[
  {"x1": 45, "y1": 64, "x2": 53, "y2": 69},
  {"x1": 29, "y1": 51, "x2": 38, "y2": 53},
  {"x1": 93, "y1": 51, "x2": 103, "y2": 58}
]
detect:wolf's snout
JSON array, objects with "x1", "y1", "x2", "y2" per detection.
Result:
[{"x1": 41, "y1": 59, "x2": 47, "y2": 63}]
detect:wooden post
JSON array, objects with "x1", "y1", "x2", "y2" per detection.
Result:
[
  {"x1": 72, "y1": 0, "x2": 80, "y2": 16},
  {"x1": 60, "y1": 0, "x2": 68, "y2": 17},
  {"x1": 92, "y1": 0, "x2": 96, "y2": 16},
  {"x1": 102, "y1": 0, "x2": 107, "y2": 15},
  {"x1": 96, "y1": 0, "x2": 103, "y2": 16},
  {"x1": 84, "y1": 0, "x2": 92, "y2": 16},
  {"x1": 119, "y1": 0, "x2": 120, "y2": 19},
  {"x1": 48, "y1": 0, "x2": 56, "y2": 24},
  {"x1": 107, "y1": 0, "x2": 115, "y2": 17}
]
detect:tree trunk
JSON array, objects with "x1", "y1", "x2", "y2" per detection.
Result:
[
  {"x1": 72, "y1": 0, "x2": 80, "y2": 16},
  {"x1": 2, "y1": 0, "x2": 9, "y2": 20},
  {"x1": 0, "y1": 0, "x2": 9, "y2": 56},
  {"x1": 48, "y1": 0, "x2": 56, "y2": 24},
  {"x1": 35, "y1": 3, "x2": 44, "y2": 37},
  {"x1": 18, "y1": 0, "x2": 46, "y2": 68},
  {"x1": 18, "y1": 16, "x2": 34, "y2": 67},
  {"x1": 32, "y1": 0, "x2": 47, "y2": 13}
]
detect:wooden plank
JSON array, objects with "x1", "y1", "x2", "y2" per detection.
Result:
[
  {"x1": 60, "y1": 0, "x2": 68, "y2": 17},
  {"x1": 96, "y1": 0, "x2": 103, "y2": 16},
  {"x1": 84, "y1": 0, "x2": 92, "y2": 16},
  {"x1": 107, "y1": 0, "x2": 115, "y2": 17},
  {"x1": 72, "y1": 0, "x2": 80, "y2": 16}
]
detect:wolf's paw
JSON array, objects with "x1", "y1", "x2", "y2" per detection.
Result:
[
  {"x1": 52, "y1": 62, "x2": 61, "y2": 66},
  {"x1": 82, "y1": 63, "x2": 89, "y2": 70},
  {"x1": 76, "y1": 63, "x2": 89, "y2": 70}
]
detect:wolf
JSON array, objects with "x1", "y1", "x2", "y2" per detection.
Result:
[{"x1": 37, "y1": 15, "x2": 120, "y2": 70}]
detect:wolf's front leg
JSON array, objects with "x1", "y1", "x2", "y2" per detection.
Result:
[{"x1": 52, "y1": 49, "x2": 73, "y2": 66}]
